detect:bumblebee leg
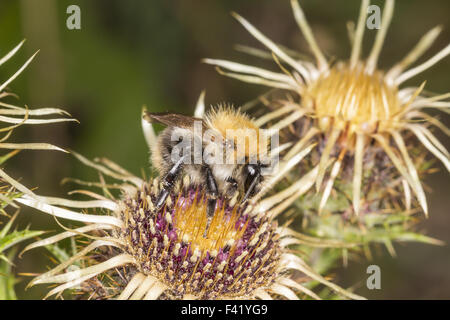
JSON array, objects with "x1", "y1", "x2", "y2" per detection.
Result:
[
  {"x1": 203, "y1": 166, "x2": 218, "y2": 237},
  {"x1": 205, "y1": 166, "x2": 219, "y2": 217},
  {"x1": 155, "y1": 156, "x2": 185, "y2": 210},
  {"x1": 242, "y1": 164, "x2": 262, "y2": 203},
  {"x1": 225, "y1": 177, "x2": 238, "y2": 197}
]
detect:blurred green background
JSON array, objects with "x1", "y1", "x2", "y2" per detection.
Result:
[{"x1": 0, "y1": 0, "x2": 448, "y2": 299}]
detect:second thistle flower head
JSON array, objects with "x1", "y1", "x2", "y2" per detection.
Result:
[{"x1": 205, "y1": 0, "x2": 450, "y2": 216}]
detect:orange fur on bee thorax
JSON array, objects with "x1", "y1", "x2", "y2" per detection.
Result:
[{"x1": 205, "y1": 107, "x2": 268, "y2": 159}]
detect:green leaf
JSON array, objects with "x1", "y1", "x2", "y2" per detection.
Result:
[
  {"x1": 0, "y1": 150, "x2": 20, "y2": 166},
  {"x1": 0, "y1": 248, "x2": 18, "y2": 300},
  {"x1": 0, "y1": 211, "x2": 19, "y2": 238},
  {"x1": 395, "y1": 232, "x2": 445, "y2": 245},
  {"x1": 0, "y1": 229, "x2": 45, "y2": 254},
  {"x1": 45, "y1": 243, "x2": 71, "y2": 264},
  {"x1": 0, "y1": 254, "x2": 12, "y2": 265},
  {"x1": 0, "y1": 192, "x2": 22, "y2": 212}
]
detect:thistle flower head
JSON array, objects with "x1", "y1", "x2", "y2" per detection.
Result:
[
  {"x1": 13, "y1": 98, "x2": 363, "y2": 300},
  {"x1": 15, "y1": 155, "x2": 362, "y2": 300},
  {"x1": 205, "y1": 0, "x2": 450, "y2": 216},
  {"x1": 118, "y1": 181, "x2": 282, "y2": 299},
  {"x1": 304, "y1": 63, "x2": 402, "y2": 134}
]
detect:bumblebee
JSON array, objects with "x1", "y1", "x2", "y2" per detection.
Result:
[{"x1": 143, "y1": 107, "x2": 270, "y2": 217}]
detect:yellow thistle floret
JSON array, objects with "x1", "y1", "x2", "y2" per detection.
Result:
[
  {"x1": 12, "y1": 97, "x2": 363, "y2": 300},
  {"x1": 205, "y1": 0, "x2": 450, "y2": 216}
]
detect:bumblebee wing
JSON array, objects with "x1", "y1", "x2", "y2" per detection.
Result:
[{"x1": 143, "y1": 111, "x2": 205, "y2": 129}]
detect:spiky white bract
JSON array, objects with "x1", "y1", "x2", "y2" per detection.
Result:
[{"x1": 0, "y1": 40, "x2": 78, "y2": 190}]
